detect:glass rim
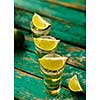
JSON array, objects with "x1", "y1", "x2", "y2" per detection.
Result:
[
  {"x1": 42, "y1": 53, "x2": 61, "y2": 58},
  {"x1": 38, "y1": 35, "x2": 56, "y2": 39}
]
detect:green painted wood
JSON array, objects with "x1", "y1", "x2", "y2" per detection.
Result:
[
  {"x1": 56, "y1": 0, "x2": 86, "y2": 5},
  {"x1": 14, "y1": 9, "x2": 86, "y2": 47},
  {"x1": 14, "y1": 50, "x2": 86, "y2": 92},
  {"x1": 14, "y1": 1, "x2": 86, "y2": 99},
  {"x1": 42, "y1": 0, "x2": 85, "y2": 11},
  {"x1": 56, "y1": 42, "x2": 86, "y2": 69},
  {"x1": 15, "y1": 69, "x2": 86, "y2": 100},
  {"x1": 15, "y1": 29, "x2": 86, "y2": 69},
  {"x1": 14, "y1": 0, "x2": 86, "y2": 26}
]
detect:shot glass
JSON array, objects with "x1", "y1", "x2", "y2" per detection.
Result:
[
  {"x1": 30, "y1": 21, "x2": 51, "y2": 37},
  {"x1": 33, "y1": 36, "x2": 60, "y2": 58},
  {"x1": 39, "y1": 53, "x2": 68, "y2": 95},
  {"x1": 30, "y1": 15, "x2": 51, "y2": 38}
]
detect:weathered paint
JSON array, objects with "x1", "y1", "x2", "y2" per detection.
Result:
[
  {"x1": 57, "y1": 0, "x2": 86, "y2": 6},
  {"x1": 14, "y1": 0, "x2": 86, "y2": 26},
  {"x1": 42, "y1": 0, "x2": 86, "y2": 11},
  {"x1": 14, "y1": 0, "x2": 86, "y2": 99},
  {"x1": 14, "y1": 50, "x2": 86, "y2": 92},
  {"x1": 15, "y1": 69, "x2": 86, "y2": 100},
  {"x1": 15, "y1": 29, "x2": 86, "y2": 69},
  {"x1": 14, "y1": 9, "x2": 86, "y2": 47}
]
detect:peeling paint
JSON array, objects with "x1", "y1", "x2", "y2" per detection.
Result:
[
  {"x1": 26, "y1": 92, "x2": 30, "y2": 97},
  {"x1": 75, "y1": 57, "x2": 86, "y2": 62},
  {"x1": 16, "y1": 69, "x2": 42, "y2": 80},
  {"x1": 25, "y1": 36, "x2": 33, "y2": 42},
  {"x1": 23, "y1": 57, "x2": 38, "y2": 64},
  {"x1": 34, "y1": 97, "x2": 42, "y2": 100},
  {"x1": 15, "y1": 75, "x2": 22, "y2": 79},
  {"x1": 67, "y1": 58, "x2": 83, "y2": 67},
  {"x1": 67, "y1": 47, "x2": 80, "y2": 52}
]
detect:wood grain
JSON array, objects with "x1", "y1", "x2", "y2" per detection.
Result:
[
  {"x1": 14, "y1": 0, "x2": 86, "y2": 27},
  {"x1": 15, "y1": 69, "x2": 86, "y2": 100},
  {"x1": 15, "y1": 29, "x2": 86, "y2": 70},
  {"x1": 56, "y1": 0, "x2": 86, "y2": 6},
  {"x1": 14, "y1": 0, "x2": 86, "y2": 99},
  {"x1": 41, "y1": 0, "x2": 86, "y2": 11},
  {"x1": 14, "y1": 50, "x2": 86, "y2": 92},
  {"x1": 14, "y1": 9, "x2": 86, "y2": 47}
]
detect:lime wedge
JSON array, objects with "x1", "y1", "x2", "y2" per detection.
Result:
[
  {"x1": 33, "y1": 37, "x2": 60, "y2": 51},
  {"x1": 32, "y1": 13, "x2": 51, "y2": 30},
  {"x1": 68, "y1": 75, "x2": 83, "y2": 92},
  {"x1": 39, "y1": 56, "x2": 68, "y2": 71}
]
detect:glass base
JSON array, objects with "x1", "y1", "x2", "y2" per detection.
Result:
[
  {"x1": 46, "y1": 87, "x2": 61, "y2": 96},
  {"x1": 41, "y1": 66, "x2": 63, "y2": 96}
]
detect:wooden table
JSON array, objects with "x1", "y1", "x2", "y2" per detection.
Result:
[{"x1": 14, "y1": 0, "x2": 86, "y2": 99}]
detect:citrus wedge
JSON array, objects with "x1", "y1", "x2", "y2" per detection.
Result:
[
  {"x1": 68, "y1": 75, "x2": 83, "y2": 92},
  {"x1": 33, "y1": 37, "x2": 60, "y2": 51},
  {"x1": 32, "y1": 13, "x2": 51, "y2": 30},
  {"x1": 39, "y1": 56, "x2": 68, "y2": 71}
]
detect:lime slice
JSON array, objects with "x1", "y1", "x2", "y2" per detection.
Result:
[
  {"x1": 68, "y1": 75, "x2": 83, "y2": 92},
  {"x1": 39, "y1": 56, "x2": 68, "y2": 71},
  {"x1": 33, "y1": 37, "x2": 60, "y2": 51},
  {"x1": 32, "y1": 13, "x2": 51, "y2": 30}
]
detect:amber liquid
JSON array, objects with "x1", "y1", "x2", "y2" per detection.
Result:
[{"x1": 40, "y1": 66, "x2": 64, "y2": 95}]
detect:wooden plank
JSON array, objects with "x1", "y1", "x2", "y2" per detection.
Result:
[
  {"x1": 14, "y1": 0, "x2": 86, "y2": 26},
  {"x1": 15, "y1": 69, "x2": 86, "y2": 100},
  {"x1": 57, "y1": 43, "x2": 86, "y2": 70},
  {"x1": 14, "y1": 9, "x2": 86, "y2": 47},
  {"x1": 14, "y1": 50, "x2": 86, "y2": 92},
  {"x1": 15, "y1": 29, "x2": 86, "y2": 70},
  {"x1": 56, "y1": 0, "x2": 86, "y2": 6},
  {"x1": 41, "y1": 0, "x2": 86, "y2": 11}
]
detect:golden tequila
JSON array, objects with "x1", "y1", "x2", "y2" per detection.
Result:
[{"x1": 39, "y1": 53, "x2": 68, "y2": 95}]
